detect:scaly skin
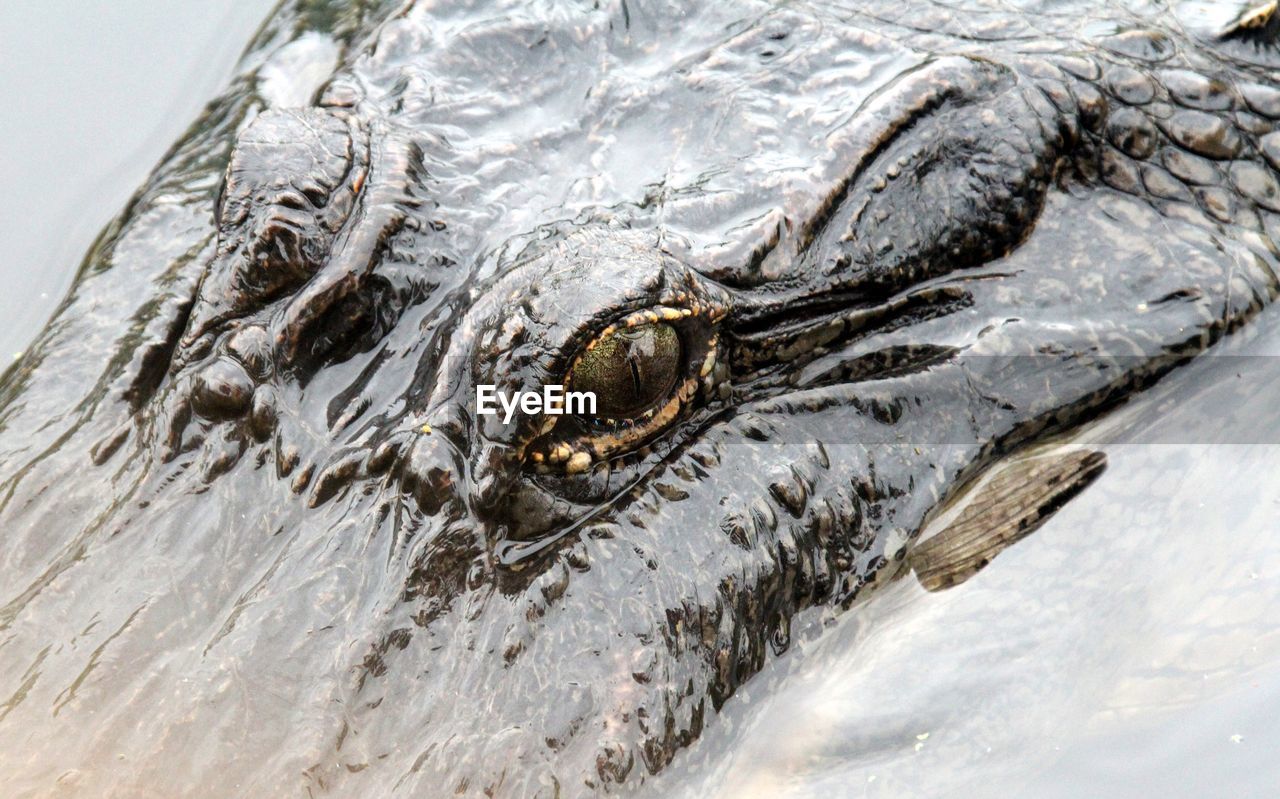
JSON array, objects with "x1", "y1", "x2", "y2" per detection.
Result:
[{"x1": 2, "y1": 1, "x2": 1280, "y2": 796}]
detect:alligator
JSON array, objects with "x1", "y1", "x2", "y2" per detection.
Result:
[{"x1": 3, "y1": 0, "x2": 1280, "y2": 796}]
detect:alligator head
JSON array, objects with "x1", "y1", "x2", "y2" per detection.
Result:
[{"x1": 3, "y1": 1, "x2": 1280, "y2": 796}]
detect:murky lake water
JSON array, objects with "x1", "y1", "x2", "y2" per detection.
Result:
[{"x1": 4, "y1": 3, "x2": 1280, "y2": 797}]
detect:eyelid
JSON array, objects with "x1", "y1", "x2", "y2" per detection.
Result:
[
  {"x1": 528, "y1": 374, "x2": 703, "y2": 473},
  {"x1": 580, "y1": 306, "x2": 692, "y2": 352}
]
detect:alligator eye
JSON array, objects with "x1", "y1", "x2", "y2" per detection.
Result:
[
  {"x1": 569, "y1": 323, "x2": 681, "y2": 420},
  {"x1": 524, "y1": 306, "x2": 722, "y2": 474}
]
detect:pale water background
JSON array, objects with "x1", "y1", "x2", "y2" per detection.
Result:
[
  {"x1": 3, "y1": 3, "x2": 1280, "y2": 798},
  {"x1": 0, "y1": 1, "x2": 276, "y2": 361}
]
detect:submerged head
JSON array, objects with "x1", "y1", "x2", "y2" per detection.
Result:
[{"x1": 6, "y1": 2, "x2": 1280, "y2": 794}]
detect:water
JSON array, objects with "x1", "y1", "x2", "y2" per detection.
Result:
[{"x1": 0, "y1": 1, "x2": 276, "y2": 362}]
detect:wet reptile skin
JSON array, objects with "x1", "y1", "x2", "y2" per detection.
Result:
[{"x1": 2, "y1": 1, "x2": 1280, "y2": 795}]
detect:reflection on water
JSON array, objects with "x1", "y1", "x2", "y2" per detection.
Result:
[
  {"x1": 654, "y1": 308, "x2": 1280, "y2": 799},
  {"x1": 0, "y1": 1, "x2": 276, "y2": 361}
]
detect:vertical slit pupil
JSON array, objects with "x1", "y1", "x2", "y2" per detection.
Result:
[{"x1": 628, "y1": 355, "x2": 643, "y2": 402}]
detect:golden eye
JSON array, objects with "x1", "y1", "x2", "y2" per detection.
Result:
[{"x1": 569, "y1": 323, "x2": 682, "y2": 419}]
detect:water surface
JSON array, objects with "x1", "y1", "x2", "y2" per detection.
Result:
[{"x1": 0, "y1": 1, "x2": 276, "y2": 361}]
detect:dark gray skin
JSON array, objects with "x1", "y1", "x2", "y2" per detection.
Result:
[{"x1": 3, "y1": 1, "x2": 1280, "y2": 796}]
